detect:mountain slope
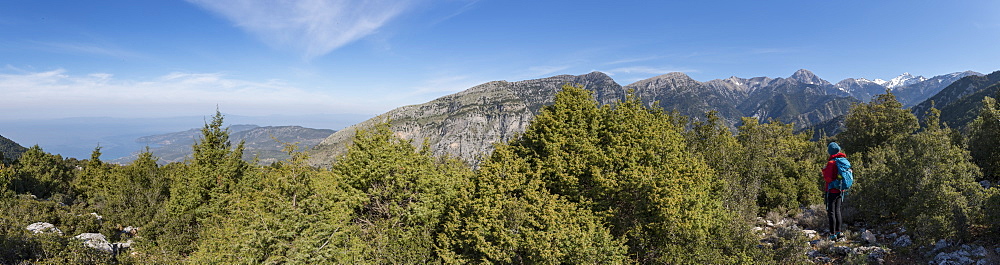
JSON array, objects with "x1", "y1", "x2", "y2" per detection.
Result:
[
  {"x1": 114, "y1": 125, "x2": 335, "y2": 164},
  {"x1": 834, "y1": 78, "x2": 885, "y2": 103},
  {"x1": 0, "y1": 134, "x2": 28, "y2": 163},
  {"x1": 627, "y1": 72, "x2": 746, "y2": 126},
  {"x1": 738, "y1": 70, "x2": 857, "y2": 128},
  {"x1": 935, "y1": 82, "x2": 1000, "y2": 131},
  {"x1": 893, "y1": 71, "x2": 981, "y2": 107},
  {"x1": 832, "y1": 72, "x2": 980, "y2": 106},
  {"x1": 802, "y1": 71, "x2": 997, "y2": 137},
  {"x1": 309, "y1": 72, "x2": 623, "y2": 167},
  {"x1": 913, "y1": 71, "x2": 1000, "y2": 124}
]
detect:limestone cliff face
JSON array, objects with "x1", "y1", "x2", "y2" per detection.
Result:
[{"x1": 308, "y1": 72, "x2": 623, "y2": 167}]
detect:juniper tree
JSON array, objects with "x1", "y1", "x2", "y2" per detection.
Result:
[
  {"x1": 327, "y1": 122, "x2": 472, "y2": 263},
  {"x1": 736, "y1": 117, "x2": 821, "y2": 215},
  {"x1": 854, "y1": 106, "x2": 983, "y2": 244},
  {"x1": 452, "y1": 84, "x2": 756, "y2": 263},
  {"x1": 967, "y1": 95, "x2": 1000, "y2": 182},
  {"x1": 10, "y1": 146, "x2": 75, "y2": 200},
  {"x1": 838, "y1": 92, "x2": 919, "y2": 156},
  {"x1": 151, "y1": 111, "x2": 248, "y2": 258}
]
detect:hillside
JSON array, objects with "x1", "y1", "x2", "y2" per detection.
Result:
[
  {"x1": 913, "y1": 71, "x2": 1000, "y2": 129},
  {"x1": 935, "y1": 82, "x2": 1000, "y2": 131},
  {"x1": 0, "y1": 134, "x2": 28, "y2": 163},
  {"x1": 114, "y1": 125, "x2": 334, "y2": 164}
]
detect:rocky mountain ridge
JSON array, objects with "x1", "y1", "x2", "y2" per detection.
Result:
[
  {"x1": 834, "y1": 71, "x2": 980, "y2": 105},
  {"x1": 311, "y1": 69, "x2": 979, "y2": 166}
]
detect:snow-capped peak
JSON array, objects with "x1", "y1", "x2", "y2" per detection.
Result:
[
  {"x1": 854, "y1": 78, "x2": 876, "y2": 84},
  {"x1": 883, "y1": 72, "x2": 927, "y2": 89}
]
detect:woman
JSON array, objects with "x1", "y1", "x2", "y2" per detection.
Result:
[{"x1": 823, "y1": 142, "x2": 849, "y2": 240}]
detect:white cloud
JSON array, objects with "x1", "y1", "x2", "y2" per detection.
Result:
[
  {"x1": 0, "y1": 69, "x2": 377, "y2": 119},
  {"x1": 187, "y1": 0, "x2": 411, "y2": 59}
]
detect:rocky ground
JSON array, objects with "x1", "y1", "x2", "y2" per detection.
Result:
[{"x1": 756, "y1": 204, "x2": 1000, "y2": 264}]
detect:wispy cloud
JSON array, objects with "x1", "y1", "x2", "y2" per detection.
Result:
[
  {"x1": 187, "y1": 0, "x2": 412, "y2": 59},
  {"x1": 32, "y1": 41, "x2": 144, "y2": 59},
  {"x1": 407, "y1": 75, "x2": 486, "y2": 96},
  {"x1": 0, "y1": 69, "x2": 377, "y2": 119},
  {"x1": 604, "y1": 66, "x2": 697, "y2": 76},
  {"x1": 429, "y1": 0, "x2": 481, "y2": 26},
  {"x1": 523, "y1": 65, "x2": 572, "y2": 78},
  {"x1": 603, "y1": 56, "x2": 662, "y2": 65}
]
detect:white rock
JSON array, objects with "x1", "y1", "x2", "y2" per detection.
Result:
[
  {"x1": 26, "y1": 222, "x2": 63, "y2": 235},
  {"x1": 854, "y1": 246, "x2": 890, "y2": 264},
  {"x1": 832, "y1": 246, "x2": 852, "y2": 255},
  {"x1": 979, "y1": 180, "x2": 991, "y2": 189},
  {"x1": 121, "y1": 225, "x2": 138, "y2": 234},
  {"x1": 75, "y1": 233, "x2": 113, "y2": 253},
  {"x1": 802, "y1": 229, "x2": 818, "y2": 239},
  {"x1": 861, "y1": 229, "x2": 877, "y2": 244},
  {"x1": 89, "y1": 212, "x2": 103, "y2": 221}
]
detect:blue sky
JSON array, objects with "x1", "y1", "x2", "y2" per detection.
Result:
[{"x1": 2, "y1": 0, "x2": 999, "y2": 120}]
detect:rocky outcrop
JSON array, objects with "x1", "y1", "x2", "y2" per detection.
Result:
[
  {"x1": 74, "y1": 232, "x2": 133, "y2": 254},
  {"x1": 75, "y1": 233, "x2": 113, "y2": 253},
  {"x1": 26, "y1": 222, "x2": 63, "y2": 235}
]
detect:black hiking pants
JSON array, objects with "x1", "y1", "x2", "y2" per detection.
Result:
[{"x1": 825, "y1": 192, "x2": 843, "y2": 233}]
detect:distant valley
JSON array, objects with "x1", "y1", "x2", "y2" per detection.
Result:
[{"x1": 111, "y1": 125, "x2": 335, "y2": 165}]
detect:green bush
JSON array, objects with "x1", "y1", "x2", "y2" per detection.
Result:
[
  {"x1": 984, "y1": 187, "x2": 1000, "y2": 237},
  {"x1": 853, "y1": 116, "x2": 982, "y2": 245}
]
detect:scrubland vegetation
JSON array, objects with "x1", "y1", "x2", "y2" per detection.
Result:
[{"x1": 2, "y1": 85, "x2": 998, "y2": 264}]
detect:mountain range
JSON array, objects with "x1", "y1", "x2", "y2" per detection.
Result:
[
  {"x1": 310, "y1": 69, "x2": 983, "y2": 166},
  {"x1": 113, "y1": 125, "x2": 335, "y2": 165}
]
